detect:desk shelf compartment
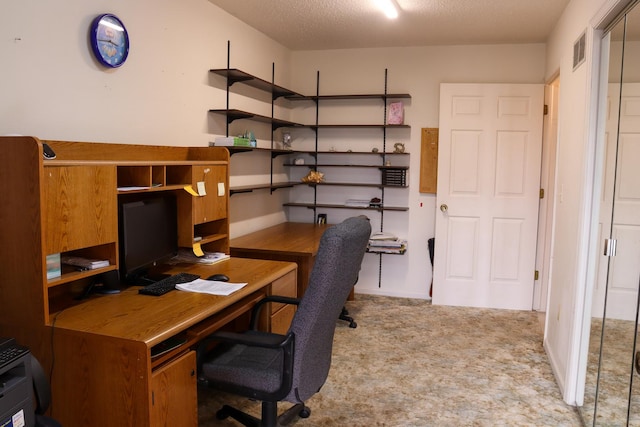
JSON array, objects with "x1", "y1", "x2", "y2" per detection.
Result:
[
  {"x1": 117, "y1": 164, "x2": 193, "y2": 191},
  {"x1": 191, "y1": 220, "x2": 229, "y2": 253},
  {"x1": 47, "y1": 242, "x2": 118, "y2": 288}
]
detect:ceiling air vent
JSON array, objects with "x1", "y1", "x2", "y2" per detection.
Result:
[{"x1": 573, "y1": 31, "x2": 586, "y2": 71}]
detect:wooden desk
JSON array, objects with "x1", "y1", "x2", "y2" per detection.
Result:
[
  {"x1": 230, "y1": 222, "x2": 354, "y2": 300},
  {"x1": 50, "y1": 257, "x2": 296, "y2": 427}
]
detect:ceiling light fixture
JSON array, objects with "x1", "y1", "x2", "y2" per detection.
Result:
[{"x1": 375, "y1": 0, "x2": 399, "y2": 19}]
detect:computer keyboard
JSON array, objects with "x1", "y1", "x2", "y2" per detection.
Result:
[
  {"x1": 138, "y1": 272, "x2": 200, "y2": 296},
  {"x1": 0, "y1": 338, "x2": 29, "y2": 369}
]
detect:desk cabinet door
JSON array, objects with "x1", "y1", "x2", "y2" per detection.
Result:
[
  {"x1": 192, "y1": 165, "x2": 227, "y2": 224},
  {"x1": 150, "y1": 351, "x2": 197, "y2": 426},
  {"x1": 43, "y1": 165, "x2": 117, "y2": 254}
]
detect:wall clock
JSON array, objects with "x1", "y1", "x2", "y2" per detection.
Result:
[{"x1": 90, "y1": 14, "x2": 129, "y2": 68}]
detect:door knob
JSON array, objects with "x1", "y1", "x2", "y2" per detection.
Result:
[{"x1": 440, "y1": 204, "x2": 448, "y2": 213}]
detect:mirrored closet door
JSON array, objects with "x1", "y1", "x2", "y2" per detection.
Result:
[{"x1": 581, "y1": 2, "x2": 640, "y2": 425}]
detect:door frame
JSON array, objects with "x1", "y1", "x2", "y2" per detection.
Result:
[{"x1": 534, "y1": 76, "x2": 561, "y2": 314}]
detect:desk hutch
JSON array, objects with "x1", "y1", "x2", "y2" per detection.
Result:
[{"x1": 0, "y1": 136, "x2": 297, "y2": 426}]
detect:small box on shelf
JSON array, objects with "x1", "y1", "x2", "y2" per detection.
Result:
[
  {"x1": 46, "y1": 253, "x2": 61, "y2": 279},
  {"x1": 382, "y1": 168, "x2": 408, "y2": 187}
]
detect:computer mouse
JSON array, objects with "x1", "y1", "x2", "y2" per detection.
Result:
[{"x1": 206, "y1": 273, "x2": 229, "y2": 282}]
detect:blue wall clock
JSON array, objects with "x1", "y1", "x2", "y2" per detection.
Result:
[{"x1": 90, "y1": 14, "x2": 129, "y2": 68}]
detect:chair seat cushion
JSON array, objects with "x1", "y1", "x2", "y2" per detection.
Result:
[{"x1": 202, "y1": 331, "x2": 284, "y2": 395}]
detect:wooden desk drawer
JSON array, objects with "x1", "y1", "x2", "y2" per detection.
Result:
[
  {"x1": 271, "y1": 304, "x2": 296, "y2": 335},
  {"x1": 270, "y1": 271, "x2": 296, "y2": 314}
]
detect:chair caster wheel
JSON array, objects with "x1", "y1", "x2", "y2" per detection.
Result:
[
  {"x1": 349, "y1": 321, "x2": 357, "y2": 328},
  {"x1": 299, "y1": 406, "x2": 311, "y2": 418}
]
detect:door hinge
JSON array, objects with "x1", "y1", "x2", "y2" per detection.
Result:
[
  {"x1": 534, "y1": 270, "x2": 539, "y2": 280},
  {"x1": 604, "y1": 238, "x2": 617, "y2": 257},
  {"x1": 539, "y1": 188, "x2": 544, "y2": 199},
  {"x1": 544, "y1": 104, "x2": 549, "y2": 115}
]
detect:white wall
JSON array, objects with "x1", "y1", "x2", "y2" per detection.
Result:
[{"x1": 0, "y1": 0, "x2": 291, "y2": 146}]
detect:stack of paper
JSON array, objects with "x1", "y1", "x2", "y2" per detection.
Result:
[
  {"x1": 345, "y1": 199, "x2": 371, "y2": 208},
  {"x1": 367, "y1": 239, "x2": 407, "y2": 254},
  {"x1": 367, "y1": 232, "x2": 407, "y2": 254},
  {"x1": 176, "y1": 279, "x2": 247, "y2": 296}
]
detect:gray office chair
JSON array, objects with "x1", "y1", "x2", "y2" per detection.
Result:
[
  {"x1": 197, "y1": 216, "x2": 371, "y2": 427},
  {"x1": 30, "y1": 354, "x2": 62, "y2": 427}
]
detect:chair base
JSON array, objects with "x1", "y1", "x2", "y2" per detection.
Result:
[
  {"x1": 216, "y1": 401, "x2": 310, "y2": 427},
  {"x1": 340, "y1": 307, "x2": 357, "y2": 328}
]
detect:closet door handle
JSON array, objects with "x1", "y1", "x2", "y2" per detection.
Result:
[{"x1": 440, "y1": 204, "x2": 448, "y2": 213}]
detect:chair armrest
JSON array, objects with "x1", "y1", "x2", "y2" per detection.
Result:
[
  {"x1": 250, "y1": 295, "x2": 301, "y2": 330},
  {"x1": 211, "y1": 330, "x2": 292, "y2": 349}
]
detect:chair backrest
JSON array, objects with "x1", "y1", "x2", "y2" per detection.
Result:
[{"x1": 285, "y1": 216, "x2": 371, "y2": 403}]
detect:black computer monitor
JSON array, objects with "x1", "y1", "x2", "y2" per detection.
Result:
[{"x1": 118, "y1": 195, "x2": 178, "y2": 284}]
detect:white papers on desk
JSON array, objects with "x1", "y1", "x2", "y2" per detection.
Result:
[{"x1": 175, "y1": 279, "x2": 247, "y2": 296}]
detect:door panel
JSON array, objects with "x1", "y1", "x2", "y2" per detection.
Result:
[
  {"x1": 595, "y1": 84, "x2": 640, "y2": 321},
  {"x1": 434, "y1": 83, "x2": 543, "y2": 310}
]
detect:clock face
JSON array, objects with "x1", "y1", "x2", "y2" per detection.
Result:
[{"x1": 90, "y1": 14, "x2": 129, "y2": 68}]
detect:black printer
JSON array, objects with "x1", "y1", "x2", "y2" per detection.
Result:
[{"x1": 0, "y1": 338, "x2": 34, "y2": 427}]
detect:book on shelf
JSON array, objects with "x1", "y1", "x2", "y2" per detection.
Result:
[
  {"x1": 61, "y1": 255, "x2": 110, "y2": 270},
  {"x1": 369, "y1": 231, "x2": 398, "y2": 241},
  {"x1": 212, "y1": 136, "x2": 254, "y2": 147}
]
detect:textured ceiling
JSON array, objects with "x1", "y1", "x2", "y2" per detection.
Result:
[{"x1": 208, "y1": 0, "x2": 571, "y2": 50}]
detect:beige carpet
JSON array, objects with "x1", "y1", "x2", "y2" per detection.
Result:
[{"x1": 198, "y1": 294, "x2": 582, "y2": 426}]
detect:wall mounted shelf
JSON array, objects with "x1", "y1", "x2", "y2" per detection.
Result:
[
  {"x1": 283, "y1": 202, "x2": 409, "y2": 212},
  {"x1": 208, "y1": 108, "x2": 304, "y2": 129},
  {"x1": 210, "y1": 68, "x2": 304, "y2": 99},
  {"x1": 209, "y1": 52, "x2": 411, "y2": 287},
  {"x1": 229, "y1": 181, "x2": 300, "y2": 196}
]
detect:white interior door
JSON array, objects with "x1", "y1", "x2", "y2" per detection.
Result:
[{"x1": 433, "y1": 83, "x2": 544, "y2": 310}]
